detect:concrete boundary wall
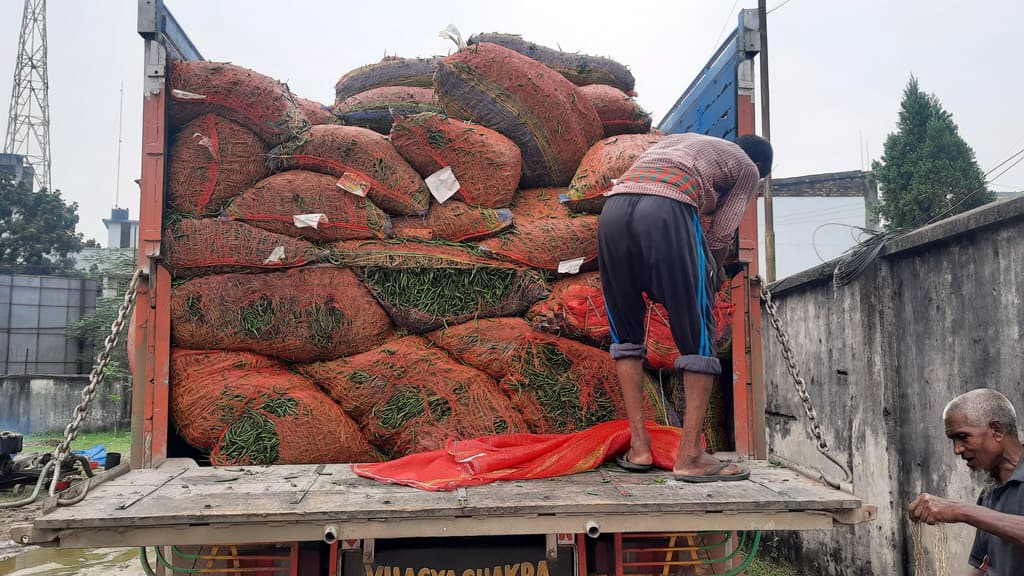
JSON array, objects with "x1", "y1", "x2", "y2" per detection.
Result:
[
  {"x1": 762, "y1": 195, "x2": 1024, "y2": 575},
  {"x1": 0, "y1": 375, "x2": 131, "y2": 435}
]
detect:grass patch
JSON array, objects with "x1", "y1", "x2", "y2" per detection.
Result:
[{"x1": 22, "y1": 431, "x2": 133, "y2": 463}]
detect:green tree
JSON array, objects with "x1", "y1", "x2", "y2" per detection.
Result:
[
  {"x1": 67, "y1": 249, "x2": 136, "y2": 381},
  {"x1": 0, "y1": 172, "x2": 97, "y2": 275},
  {"x1": 872, "y1": 77, "x2": 994, "y2": 229}
]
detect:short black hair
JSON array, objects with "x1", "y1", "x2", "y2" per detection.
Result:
[{"x1": 735, "y1": 135, "x2": 773, "y2": 178}]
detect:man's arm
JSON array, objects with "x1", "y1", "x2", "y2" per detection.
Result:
[
  {"x1": 910, "y1": 492, "x2": 1024, "y2": 549},
  {"x1": 705, "y1": 164, "x2": 759, "y2": 251}
]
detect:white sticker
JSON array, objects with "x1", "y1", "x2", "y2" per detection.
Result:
[
  {"x1": 425, "y1": 166, "x2": 461, "y2": 204},
  {"x1": 337, "y1": 173, "x2": 370, "y2": 197},
  {"x1": 171, "y1": 89, "x2": 206, "y2": 101},
  {"x1": 263, "y1": 246, "x2": 286, "y2": 265},
  {"x1": 557, "y1": 257, "x2": 586, "y2": 274},
  {"x1": 293, "y1": 213, "x2": 328, "y2": 229}
]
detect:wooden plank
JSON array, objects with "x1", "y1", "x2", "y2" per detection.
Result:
[{"x1": 34, "y1": 460, "x2": 861, "y2": 533}]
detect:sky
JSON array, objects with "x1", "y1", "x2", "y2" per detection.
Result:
[{"x1": 1, "y1": 0, "x2": 1023, "y2": 278}]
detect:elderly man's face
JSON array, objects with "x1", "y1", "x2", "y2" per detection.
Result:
[{"x1": 945, "y1": 410, "x2": 1004, "y2": 474}]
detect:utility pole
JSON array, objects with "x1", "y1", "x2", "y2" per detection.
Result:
[
  {"x1": 4, "y1": 0, "x2": 51, "y2": 192},
  {"x1": 758, "y1": 0, "x2": 776, "y2": 282}
]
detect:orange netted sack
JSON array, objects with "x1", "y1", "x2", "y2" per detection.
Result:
[
  {"x1": 564, "y1": 134, "x2": 664, "y2": 214},
  {"x1": 170, "y1": 266, "x2": 393, "y2": 362},
  {"x1": 467, "y1": 33, "x2": 635, "y2": 93},
  {"x1": 328, "y1": 240, "x2": 548, "y2": 333},
  {"x1": 298, "y1": 336, "x2": 529, "y2": 458},
  {"x1": 168, "y1": 61, "x2": 310, "y2": 145},
  {"x1": 578, "y1": 85, "x2": 652, "y2": 137},
  {"x1": 163, "y1": 217, "x2": 323, "y2": 278},
  {"x1": 427, "y1": 318, "x2": 668, "y2": 433},
  {"x1": 392, "y1": 201, "x2": 512, "y2": 242},
  {"x1": 435, "y1": 43, "x2": 602, "y2": 187},
  {"x1": 333, "y1": 87, "x2": 442, "y2": 134},
  {"x1": 224, "y1": 171, "x2": 392, "y2": 243},
  {"x1": 167, "y1": 114, "x2": 271, "y2": 215},
  {"x1": 267, "y1": 125, "x2": 430, "y2": 216},
  {"x1": 295, "y1": 96, "x2": 336, "y2": 125},
  {"x1": 334, "y1": 56, "x2": 439, "y2": 101},
  {"x1": 170, "y1": 349, "x2": 379, "y2": 465},
  {"x1": 478, "y1": 188, "x2": 599, "y2": 272},
  {"x1": 390, "y1": 113, "x2": 521, "y2": 207}
]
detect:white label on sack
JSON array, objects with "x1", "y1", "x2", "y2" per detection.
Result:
[
  {"x1": 263, "y1": 246, "x2": 286, "y2": 265},
  {"x1": 557, "y1": 257, "x2": 586, "y2": 274},
  {"x1": 171, "y1": 89, "x2": 206, "y2": 101},
  {"x1": 293, "y1": 213, "x2": 328, "y2": 229},
  {"x1": 425, "y1": 166, "x2": 461, "y2": 204},
  {"x1": 337, "y1": 173, "x2": 370, "y2": 197}
]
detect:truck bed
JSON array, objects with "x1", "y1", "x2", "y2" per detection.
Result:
[{"x1": 15, "y1": 458, "x2": 870, "y2": 548}]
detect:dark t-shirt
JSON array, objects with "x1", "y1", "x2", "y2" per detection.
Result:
[{"x1": 969, "y1": 458, "x2": 1024, "y2": 575}]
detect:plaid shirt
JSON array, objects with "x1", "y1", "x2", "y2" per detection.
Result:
[{"x1": 606, "y1": 133, "x2": 761, "y2": 250}]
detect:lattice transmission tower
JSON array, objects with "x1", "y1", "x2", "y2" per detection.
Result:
[{"x1": 4, "y1": 0, "x2": 50, "y2": 191}]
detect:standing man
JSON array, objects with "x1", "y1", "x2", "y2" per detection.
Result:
[
  {"x1": 909, "y1": 388, "x2": 1024, "y2": 575},
  {"x1": 598, "y1": 132, "x2": 772, "y2": 482}
]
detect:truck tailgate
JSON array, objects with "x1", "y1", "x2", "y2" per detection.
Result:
[{"x1": 16, "y1": 458, "x2": 871, "y2": 548}]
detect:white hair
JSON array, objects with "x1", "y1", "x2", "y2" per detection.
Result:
[{"x1": 943, "y1": 388, "x2": 1018, "y2": 437}]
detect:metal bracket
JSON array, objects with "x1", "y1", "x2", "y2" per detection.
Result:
[
  {"x1": 830, "y1": 505, "x2": 877, "y2": 525},
  {"x1": 546, "y1": 534, "x2": 558, "y2": 561}
]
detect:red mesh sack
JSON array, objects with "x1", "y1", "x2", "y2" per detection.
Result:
[
  {"x1": 564, "y1": 134, "x2": 664, "y2": 214},
  {"x1": 526, "y1": 272, "x2": 609, "y2": 345},
  {"x1": 170, "y1": 266, "x2": 393, "y2": 362},
  {"x1": 392, "y1": 201, "x2": 512, "y2": 242},
  {"x1": 390, "y1": 113, "x2": 521, "y2": 208},
  {"x1": 527, "y1": 275, "x2": 738, "y2": 369},
  {"x1": 168, "y1": 61, "x2": 310, "y2": 145},
  {"x1": 328, "y1": 240, "x2": 548, "y2": 333},
  {"x1": 298, "y1": 336, "x2": 529, "y2": 458},
  {"x1": 295, "y1": 96, "x2": 335, "y2": 125},
  {"x1": 334, "y1": 56, "x2": 439, "y2": 101},
  {"x1": 478, "y1": 188, "x2": 599, "y2": 272},
  {"x1": 267, "y1": 125, "x2": 430, "y2": 216},
  {"x1": 167, "y1": 114, "x2": 271, "y2": 215},
  {"x1": 225, "y1": 171, "x2": 392, "y2": 243},
  {"x1": 435, "y1": 43, "x2": 602, "y2": 187},
  {"x1": 427, "y1": 318, "x2": 668, "y2": 433},
  {"x1": 170, "y1": 349, "x2": 378, "y2": 464},
  {"x1": 467, "y1": 33, "x2": 635, "y2": 93},
  {"x1": 578, "y1": 85, "x2": 652, "y2": 137},
  {"x1": 163, "y1": 217, "x2": 323, "y2": 278},
  {"x1": 333, "y1": 87, "x2": 442, "y2": 134}
]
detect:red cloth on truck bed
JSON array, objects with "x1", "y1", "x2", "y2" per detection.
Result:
[{"x1": 351, "y1": 420, "x2": 683, "y2": 491}]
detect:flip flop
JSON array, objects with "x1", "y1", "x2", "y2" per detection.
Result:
[
  {"x1": 615, "y1": 454, "x2": 653, "y2": 473},
  {"x1": 674, "y1": 462, "x2": 750, "y2": 483}
]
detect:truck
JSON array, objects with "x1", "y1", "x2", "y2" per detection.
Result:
[{"x1": 11, "y1": 2, "x2": 873, "y2": 574}]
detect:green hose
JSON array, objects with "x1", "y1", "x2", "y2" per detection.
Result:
[
  {"x1": 721, "y1": 531, "x2": 762, "y2": 576},
  {"x1": 139, "y1": 547, "x2": 157, "y2": 576}
]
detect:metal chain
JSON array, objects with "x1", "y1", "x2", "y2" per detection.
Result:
[
  {"x1": 757, "y1": 276, "x2": 853, "y2": 485},
  {"x1": 49, "y1": 269, "x2": 143, "y2": 497}
]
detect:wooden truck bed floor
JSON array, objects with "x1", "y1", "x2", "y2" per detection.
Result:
[{"x1": 16, "y1": 458, "x2": 871, "y2": 548}]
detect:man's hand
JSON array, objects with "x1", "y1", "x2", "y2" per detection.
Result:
[
  {"x1": 710, "y1": 247, "x2": 730, "y2": 287},
  {"x1": 908, "y1": 493, "x2": 963, "y2": 525}
]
